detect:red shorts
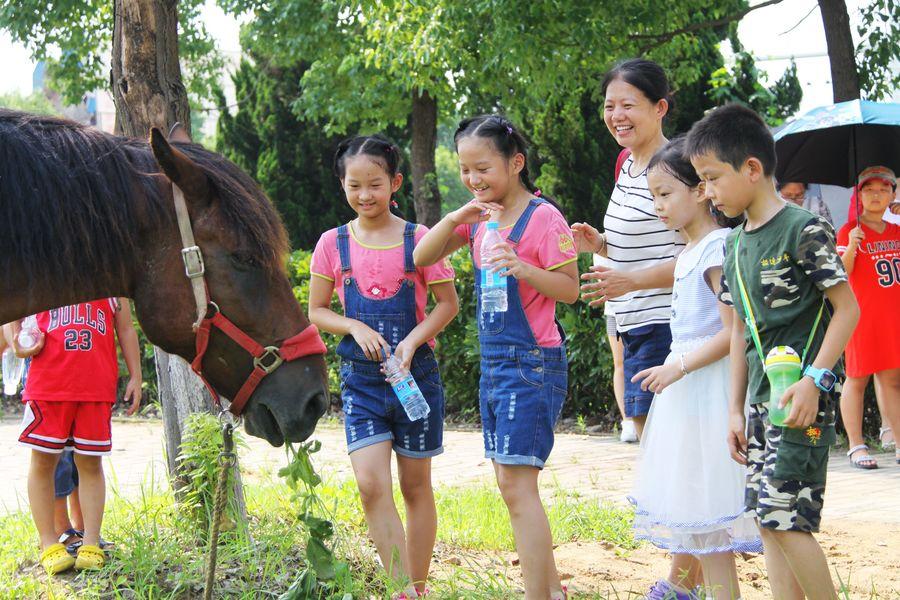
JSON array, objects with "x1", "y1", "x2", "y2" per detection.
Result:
[{"x1": 18, "y1": 401, "x2": 113, "y2": 455}]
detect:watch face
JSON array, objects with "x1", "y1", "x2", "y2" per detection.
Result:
[{"x1": 820, "y1": 371, "x2": 837, "y2": 389}]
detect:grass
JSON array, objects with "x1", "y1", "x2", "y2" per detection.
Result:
[{"x1": 0, "y1": 474, "x2": 637, "y2": 599}]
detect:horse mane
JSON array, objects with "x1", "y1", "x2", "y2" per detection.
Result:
[{"x1": 0, "y1": 109, "x2": 289, "y2": 297}]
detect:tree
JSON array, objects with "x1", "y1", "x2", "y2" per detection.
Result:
[
  {"x1": 819, "y1": 0, "x2": 861, "y2": 102},
  {"x1": 708, "y1": 33, "x2": 803, "y2": 125},
  {"x1": 856, "y1": 0, "x2": 900, "y2": 100}
]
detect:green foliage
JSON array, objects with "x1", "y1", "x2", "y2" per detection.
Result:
[
  {"x1": 0, "y1": 91, "x2": 59, "y2": 115},
  {"x1": 217, "y1": 57, "x2": 356, "y2": 249},
  {"x1": 175, "y1": 413, "x2": 246, "y2": 533},
  {"x1": 436, "y1": 144, "x2": 471, "y2": 214},
  {"x1": 708, "y1": 35, "x2": 802, "y2": 126},
  {"x1": 856, "y1": 0, "x2": 900, "y2": 100}
]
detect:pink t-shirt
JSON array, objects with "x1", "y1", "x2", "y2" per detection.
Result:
[
  {"x1": 454, "y1": 202, "x2": 577, "y2": 347},
  {"x1": 311, "y1": 223, "x2": 455, "y2": 346}
]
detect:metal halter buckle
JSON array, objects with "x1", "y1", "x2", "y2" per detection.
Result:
[
  {"x1": 254, "y1": 346, "x2": 284, "y2": 374},
  {"x1": 182, "y1": 245, "x2": 205, "y2": 279}
]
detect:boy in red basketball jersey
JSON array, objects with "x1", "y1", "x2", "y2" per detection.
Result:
[{"x1": 13, "y1": 298, "x2": 141, "y2": 574}]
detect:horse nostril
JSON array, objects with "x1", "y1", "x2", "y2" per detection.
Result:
[{"x1": 304, "y1": 390, "x2": 328, "y2": 422}]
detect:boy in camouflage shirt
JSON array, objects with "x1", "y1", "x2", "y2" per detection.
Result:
[{"x1": 687, "y1": 104, "x2": 859, "y2": 600}]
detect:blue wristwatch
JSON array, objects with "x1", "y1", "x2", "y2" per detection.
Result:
[{"x1": 803, "y1": 365, "x2": 837, "y2": 392}]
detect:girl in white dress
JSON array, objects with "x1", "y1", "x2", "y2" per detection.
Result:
[{"x1": 629, "y1": 137, "x2": 761, "y2": 600}]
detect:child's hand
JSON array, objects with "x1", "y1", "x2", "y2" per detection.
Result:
[
  {"x1": 728, "y1": 412, "x2": 748, "y2": 465},
  {"x1": 781, "y1": 377, "x2": 820, "y2": 428},
  {"x1": 580, "y1": 265, "x2": 636, "y2": 307},
  {"x1": 448, "y1": 200, "x2": 503, "y2": 226},
  {"x1": 13, "y1": 331, "x2": 45, "y2": 358},
  {"x1": 631, "y1": 362, "x2": 682, "y2": 394},
  {"x1": 393, "y1": 339, "x2": 416, "y2": 372},
  {"x1": 847, "y1": 226, "x2": 865, "y2": 249},
  {"x1": 349, "y1": 322, "x2": 391, "y2": 362},
  {"x1": 487, "y1": 241, "x2": 534, "y2": 280},
  {"x1": 570, "y1": 222, "x2": 605, "y2": 254},
  {"x1": 890, "y1": 201, "x2": 900, "y2": 216},
  {"x1": 124, "y1": 376, "x2": 143, "y2": 416}
]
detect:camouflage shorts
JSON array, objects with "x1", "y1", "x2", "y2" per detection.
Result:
[{"x1": 744, "y1": 397, "x2": 837, "y2": 533}]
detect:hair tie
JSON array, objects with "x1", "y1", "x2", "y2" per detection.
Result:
[
  {"x1": 506, "y1": 125, "x2": 513, "y2": 135},
  {"x1": 534, "y1": 189, "x2": 542, "y2": 197},
  {"x1": 390, "y1": 199, "x2": 399, "y2": 208}
]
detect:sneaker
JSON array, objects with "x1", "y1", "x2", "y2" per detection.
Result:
[
  {"x1": 620, "y1": 419, "x2": 638, "y2": 443},
  {"x1": 642, "y1": 579, "x2": 699, "y2": 600}
]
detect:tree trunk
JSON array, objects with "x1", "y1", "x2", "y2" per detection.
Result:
[
  {"x1": 111, "y1": 0, "x2": 245, "y2": 517},
  {"x1": 410, "y1": 90, "x2": 442, "y2": 227},
  {"x1": 818, "y1": 0, "x2": 861, "y2": 102}
]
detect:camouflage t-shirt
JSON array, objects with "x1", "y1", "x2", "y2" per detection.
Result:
[{"x1": 720, "y1": 203, "x2": 847, "y2": 405}]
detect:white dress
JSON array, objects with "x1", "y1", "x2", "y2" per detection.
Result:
[{"x1": 629, "y1": 228, "x2": 762, "y2": 554}]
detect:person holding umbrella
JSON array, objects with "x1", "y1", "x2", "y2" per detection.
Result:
[{"x1": 836, "y1": 166, "x2": 900, "y2": 468}]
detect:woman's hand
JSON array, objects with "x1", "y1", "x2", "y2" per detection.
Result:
[
  {"x1": 349, "y1": 321, "x2": 391, "y2": 362},
  {"x1": 631, "y1": 362, "x2": 683, "y2": 394},
  {"x1": 13, "y1": 331, "x2": 45, "y2": 359},
  {"x1": 487, "y1": 241, "x2": 535, "y2": 281},
  {"x1": 580, "y1": 265, "x2": 636, "y2": 307},
  {"x1": 448, "y1": 200, "x2": 504, "y2": 226},
  {"x1": 570, "y1": 222, "x2": 606, "y2": 254}
]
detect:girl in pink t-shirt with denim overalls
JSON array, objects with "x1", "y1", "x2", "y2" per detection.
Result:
[
  {"x1": 308, "y1": 135, "x2": 458, "y2": 599},
  {"x1": 414, "y1": 116, "x2": 579, "y2": 600}
]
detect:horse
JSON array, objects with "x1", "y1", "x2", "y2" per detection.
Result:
[{"x1": 0, "y1": 109, "x2": 328, "y2": 446}]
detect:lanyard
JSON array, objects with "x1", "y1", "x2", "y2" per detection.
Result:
[{"x1": 732, "y1": 231, "x2": 823, "y2": 369}]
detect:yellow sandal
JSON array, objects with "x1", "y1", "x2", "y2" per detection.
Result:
[
  {"x1": 40, "y1": 542, "x2": 75, "y2": 575},
  {"x1": 74, "y1": 544, "x2": 105, "y2": 570}
]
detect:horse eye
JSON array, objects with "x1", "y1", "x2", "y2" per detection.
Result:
[{"x1": 230, "y1": 252, "x2": 259, "y2": 269}]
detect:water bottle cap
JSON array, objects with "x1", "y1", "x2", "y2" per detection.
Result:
[
  {"x1": 764, "y1": 345, "x2": 801, "y2": 367},
  {"x1": 486, "y1": 221, "x2": 499, "y2": 230}
]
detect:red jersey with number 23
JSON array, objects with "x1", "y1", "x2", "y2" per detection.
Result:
[
  {"x1": 836, "y1": 222, "x2": 900, "y2": 376},
  {"x1": 23, "y1": 299, "x2": 120, "y2": 403}
]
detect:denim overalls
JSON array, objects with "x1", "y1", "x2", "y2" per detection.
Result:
[
  {"x1": 472, "y1": 198, "x2": 568, "y2": 468},
  {"x1": 336, "y1": 221, "x2": 444, "y2": 457}
]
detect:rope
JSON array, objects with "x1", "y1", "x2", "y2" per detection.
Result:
[{"x1": 203, "y1": 421, "x2": 236, "y2": 600}]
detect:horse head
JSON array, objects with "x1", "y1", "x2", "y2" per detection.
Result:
[{"x1": 134, "y1": 128, "x2": 329, "y2": 446}]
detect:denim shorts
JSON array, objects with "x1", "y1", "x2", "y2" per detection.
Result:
[
  {"x1": 54, "y1": 450, "x2": 79, "y2": 498},
  {"x1": 339, "y1": 352, "x2": 444, "y2": 459},
  {"x1": 479, "y1": 346, "x2": 568, "y2": 469},
  {"x1": 620, "y1": 323, "x2": 672, "y2": 418}
]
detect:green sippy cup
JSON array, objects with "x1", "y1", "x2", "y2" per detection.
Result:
[{"x1": 765, "y1": 345, "x2": 802, "y2": 427}]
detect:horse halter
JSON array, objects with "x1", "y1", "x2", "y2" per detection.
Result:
[{"x1": 171, "y1": 182, "x2": 327, "y2": 415}]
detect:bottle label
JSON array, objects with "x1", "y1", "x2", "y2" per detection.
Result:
[
  {"x1": 391, "y1": 375, "x2": 419, "y2": 405},
  {"x1": 481, "y1": 266, "x2": 506, "y2": 289}
]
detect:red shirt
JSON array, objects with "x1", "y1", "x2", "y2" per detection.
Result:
[
  {"x1": 836, "y1": 222, "x2": 900, "y2": 376},
  {"x1": 24, "y1": 299, "x2": 120, "y2": 403}
]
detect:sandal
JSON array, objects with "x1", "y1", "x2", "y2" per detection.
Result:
[
  {"x1": 74, "y1": 544, "x2": 105, "y2": 570},
  {"x1": 65, "y1": 529, "x2": 114, "y2": 555},
  {"x1": 848, "y1": 444, "x2": 878, "y2": 470},
  {"x1": 40, "y1": 542, "x2": 75, "y2": 575},
  {"x1": 880, "y1": 427, "x2": 895, "y2": 452},
  {"x1": 59, "y1": 528, "x2": 83, "y2": 556}
]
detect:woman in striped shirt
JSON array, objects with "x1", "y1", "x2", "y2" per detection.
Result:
[{"x1": 572, "y1": 59, "x2": 697, "y2": 596}]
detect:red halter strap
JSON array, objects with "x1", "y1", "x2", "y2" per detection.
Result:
[{"x1": 191, "y1": 302, "x2": 327, "y2": 416}]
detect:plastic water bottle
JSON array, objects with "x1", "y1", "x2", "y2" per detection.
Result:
[
  {"x1": 382, "y1": 352, "x2": 430, "y2": 421},
  {"x1": 18, "y1": 315, "x2": 40, "y2": 350},
  {"x1": 2, "y1": 348, "x2": 25, "y2": 396},
  {"x1": 765, "y1": 346, "x2": 802, "y2": 427},
  {"x1": 480, "y1": 221, "x2": 508, "y2": 313}
]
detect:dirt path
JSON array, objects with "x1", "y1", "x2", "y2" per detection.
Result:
[{"x1": 2, "y1": 417, "x2": 898, "y2": 597}]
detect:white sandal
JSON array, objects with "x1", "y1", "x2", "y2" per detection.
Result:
[
  {"x1": 847, "y1": 444, "x2": 878, "y2": 470},
  {"x1": 880, "y1": 427, "x2": 895, "y2": 451}
]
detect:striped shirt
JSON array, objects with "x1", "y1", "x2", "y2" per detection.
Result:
[{"x1": 603, "y1": 156, "x2": 685, "y2": 332}]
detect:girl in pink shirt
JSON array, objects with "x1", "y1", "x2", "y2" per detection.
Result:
[
  {"x1": 308, "y1": 135, "x2": 459, "y2": 599},
  {"x1": 414, "y1": 116, "x2": 579, "y2": 600}
]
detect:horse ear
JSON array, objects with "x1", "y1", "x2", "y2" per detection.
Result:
[
  {"x1": 168, "y1": 122, "x2": 192, "y2": 144},
  {"x1": 149, "y1": 127, "x2": 209, "y2": 205}
]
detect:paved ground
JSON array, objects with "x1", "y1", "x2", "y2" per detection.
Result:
[{"x1": 2, "y1": 416, "x2": 898, "y2": 523}]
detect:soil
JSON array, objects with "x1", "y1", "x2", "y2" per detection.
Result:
[{"x1": 431, "y1": 521, "x2": 900, "y2": 598}]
